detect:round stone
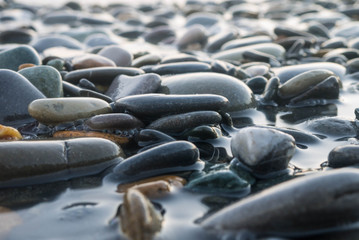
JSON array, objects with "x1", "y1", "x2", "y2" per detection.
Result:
[
  {"x1": 0, "y1": 45, "x2": 40, "y2": 71},
  {"x1": 98, "y1": 45, "x2": 133, "y2": 67}
]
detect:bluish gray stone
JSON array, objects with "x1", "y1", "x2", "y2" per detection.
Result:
[{"x1": 0, "y1": 45, "x2": 40, "y2": 71}]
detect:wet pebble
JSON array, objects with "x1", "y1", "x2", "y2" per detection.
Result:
[
  {"x1": 328, "y1": 145, "x2": 359, "y2": 168},
  {"x1": 146, "y1": 111, "x2": 222, "y2": 134},
  {"x1": 113, "y1": 93, "x2": 229, "y2": 118},
  {"x1": 0, "y1": 69, "x2": 45, "y2": 127},
  {"x1": 0, "y1": 138, "x2": 123, "y2": 187},
  {"x1": 160, "y1": 72, "x2": 255, "y2": 112},
  {"x1": 113, "y1": 141, "x2": 204, "y2": 183},
  {"x1": 230, "y1": 127, "x2": 296, "y2": 177},
  {"x1": 18, "y1": 65, "x2": 62, "y2": 98},
  {"x1": 106, "y1": 73, "x2": 161, "y2": 101},
  {"x1": 28, "y1": 97, "x2": 112, "y2": 125},
  {"x1": 201, "y1": 169, "x2": 359, "y2": 236},
  {"x1": 147, "y1": 61, "x2": 212, "y2": 75},
  {"x1": 185, "y1": 170, "x2": 249, "y2": 196},
  {"x1": 85, "y1": 113, "x2": 144, "y2": 131},
  {"x1": 0, "y1": 124, "x2": 22, "y2": 140},
  {"x1": 305, "y1": 116, "x2": 358, "y2": 138}
]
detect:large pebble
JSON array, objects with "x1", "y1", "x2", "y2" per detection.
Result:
[
  {"x1": 0, "y1": 45, "x2": 40, "y2": 71},
  {"x1": 177, "y1": 25, "x2": 207, "y2": 50},
  {"x1": 113, "y1": 141, "x2": 203, "y2": 183},
  {"x1": 18, "y1": 66, "x2": 62, "y2": 98},
  {"x1": 28, "y1": 97, "x2": 112, "y2": 125},
  {"x1": 221, "y1": 35, "x2": 272, "y2": 51},
  {"x1": 0, "y1": 69, "x2": 45, "y2": 127},
  {"x1": 0, "y1": 138, "x2": 123, "y2": 187},
  {"x1": 148, "y1": 62, "x2": 212, "y2": 75},
  {"x1": 98, "y1": 45, "x2": 133, "y2": 67},
  {"x1": 146, "y1": 111, "x2": 222, "y2": 134},
  {"x1": 201, "y1": 169, "x2": 359, "y2": 236},
  {"x1": 231, "y1": 127, "x2": 295, "y2": 177},
  {"x1": 160, "y1": 72, "x2": 255, "y2": 112},
  {"x1": 106, "y1": 73, "x2": 161, "y2": 101},
  {"x1": 113, "y1": 93, "x2": 229, "y2": 117}
]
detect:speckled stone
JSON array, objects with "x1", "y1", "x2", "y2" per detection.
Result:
[
  {"x1": 18, "y1": 66, "x2": 62, "y2": 98},
  {"x1": 28, "y1": 97, "x2": 112, "y2": 125},
  {"x1": 0, "y1": 45, "x2": 40, "y2": 71}
]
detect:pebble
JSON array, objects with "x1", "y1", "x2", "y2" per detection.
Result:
[
  {"x1": 28, "y1": 97, "x2": 112, "y2": 125},
  {"x1": 53, "y1": 131, "x2": 130, "y2": 145},
  {"x1": 230, "y1": 127, "x2": 296, "y2": 177},
  {"x1": 177, "y1": 25, "x2": 207, "y2": 50},
  {"x1": 18, "y1": 66, "x2": 62, "y2": 98},
  {"x1": 71, "y1": 54, "x2": 116, "y2": 69},
  {"x1": 85, "y1": 113, "x2": 144, "y2": 130},
  {"x1": 146, "y1": 111, "x2": 222, "y2": 134},
  {"x1": 113, "y1": 93, "x2": 229, "y2": 118},
  {"x1": 160, "y1": 72, "x2": 255, "y2": 112},
  {"x1": 201, "y1": 169, "x2": 359, "y2": 236},
  {"x1": 31, "y1": 35, "x2": 83, "y2": 53},
  {"x1": 64, "y1": 67, "x2": 144, "y2": 86},
  {"x1": 278, "y1": 69, "x2": 336, "y2": 99},
  {"x1": 106, "y1": 73, "x2": 161, "y2": 101},
  {"x1": 147, "y1": 61, "x2": 212, "y2": 75},
  {"x1": 328, "y1": 145, "x2": 359, "y2": 168},
  {"x1": 0, "y1": 69, "x2": 45, "y2": 127},
  {"x1": 305, "y1": 117, "x2": 358, "y2": 138},
  {"x1": 213, "y1": 43, "x2": 285, "y2": 63},
  {"x1": 0, "y1": 124, "x2": 22, "y2": 140},
  {"x1": 143, "y1": 26, "x2": 176, "y2": 44},
  {"x1": 98, "y1": 45, "x2": 133, "y2": 67},
  {"x1": 0, "y1": 138, "x2": 123, "y2": 187},
  {"x1": 0, "y1": 45, "x2": 40, "y2": 71},
  {"x1": 185, "y1": 170, "x2": 249, "y2": 196},
  {"x1": 113, "y1": 141, "x2": 204, "y2": 183},
  {"x1": 221, "y1": 35, "x2": 272, "y2": 51}
]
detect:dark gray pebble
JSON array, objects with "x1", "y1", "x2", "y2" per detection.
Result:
[
  {"x1": 328, "y1": 145, "x2": 359, "y2": 168},
  {"x1": 147, "y1": 61, "x2": 212, "y2": 75},
  {"x1": 85, "y1": 113, "x2": 144, "y2": 131},
  {"x1": 113, "y1": 141, "x2": 204, "y2": 183}
]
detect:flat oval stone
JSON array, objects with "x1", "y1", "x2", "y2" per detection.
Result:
[
  {"x1": 0, "y1": 69, "x2": 45, "y2": 127},
  {"x1": 31, "y1": 35, "x2": 83, "y2": 53},
  {"x1": 143, "y1": 26, "x2": 175, "y2": 44},
  {"x1": 177, "y1": 25, "x2": 207, "y2": 50},
  {"x1": 148, "y1": 62, "x2": 212, "y2": 75},
  {"x1": 18, "y1": 66, "x2": 62, "y2": 98},
  {"x1": 106, "y1": 73, "x2": 162, "y2": 101},
  {"x1": 0, "y1": 29, "x2": 35, "y2": 44},
  {"x1": 132, "y1": 54, "x2": 161, "y2": 68},
  {"x1": 72, "y1": 54, "x2": 116, "y2": 69},
  {"x1": 160, "y1": 72, "x2": 255, "y2": 112},
  {"x1": 213, "y1": 43, "x2": 285, "y2": 62},
  {"x1": 273, "y1": 62, "x2": 346, "y2": 83},
  {"x1": 85, "y1": 113, "x2": 144, "y2": 130},
  {"x1": 0, "y1": 137, "x2": 123, "y2": 187},
  {"x1": 231, "y1": 127, "x2": 295, "y2": 177},
  {"x1": 64, "y1": 67, "x2": 144, "y2": 85},
  {"x1": 221, "y1": 35, "x2": 272, "y2": 51},
  {"x1": 113, "y1": 93, "x2": 229, "y2": 117},
  {"x1": 146, "y1": 111, "x2": 222, "y2": 134},
  {"x1": 113, "y1": 141, "x2": 203, "y2": 183},
  {"x1": 98, "y1": 45, "x2": 133, "y2": 67},
  {"x1": 201, "y1": 169, "x2": 359, "y2": 236},
  {"x1": 278, "y1": 69, "x2": 336, "y2": 99},
  {"x1": 0, "y1": 45, "x2": 40, "y2": 71},
  {"x1": 305, "y1": 117, "x2": 357, "y2": 137},
  {"x1": 28, "y1": 97, "x2": 112, "y2": 125}
]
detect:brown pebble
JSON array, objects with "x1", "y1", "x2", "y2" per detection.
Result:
[
  {"x1": 53, "y1": 130, "x2": 129, "y2": 145},
  {"x1": 18, "y1": 63, "x2": 35, "y2": 70},
  {"x1": 72, "y1": 54, "x2": 116, "y2": 69}
]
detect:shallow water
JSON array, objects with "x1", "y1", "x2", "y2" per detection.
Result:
[{"x1": 2, "y1": 0, "x2": 359, "y2": 239}]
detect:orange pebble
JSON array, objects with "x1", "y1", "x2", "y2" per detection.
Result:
[
  {"x1": 18, "y1": 63, "x2": 36, "y2": 70},
  {"x1": 53, "y1": 130, "x2": 129, "y2": 145},
  {"x1": 0, "y1": 124, "x2": 22, "y2": 140}
]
